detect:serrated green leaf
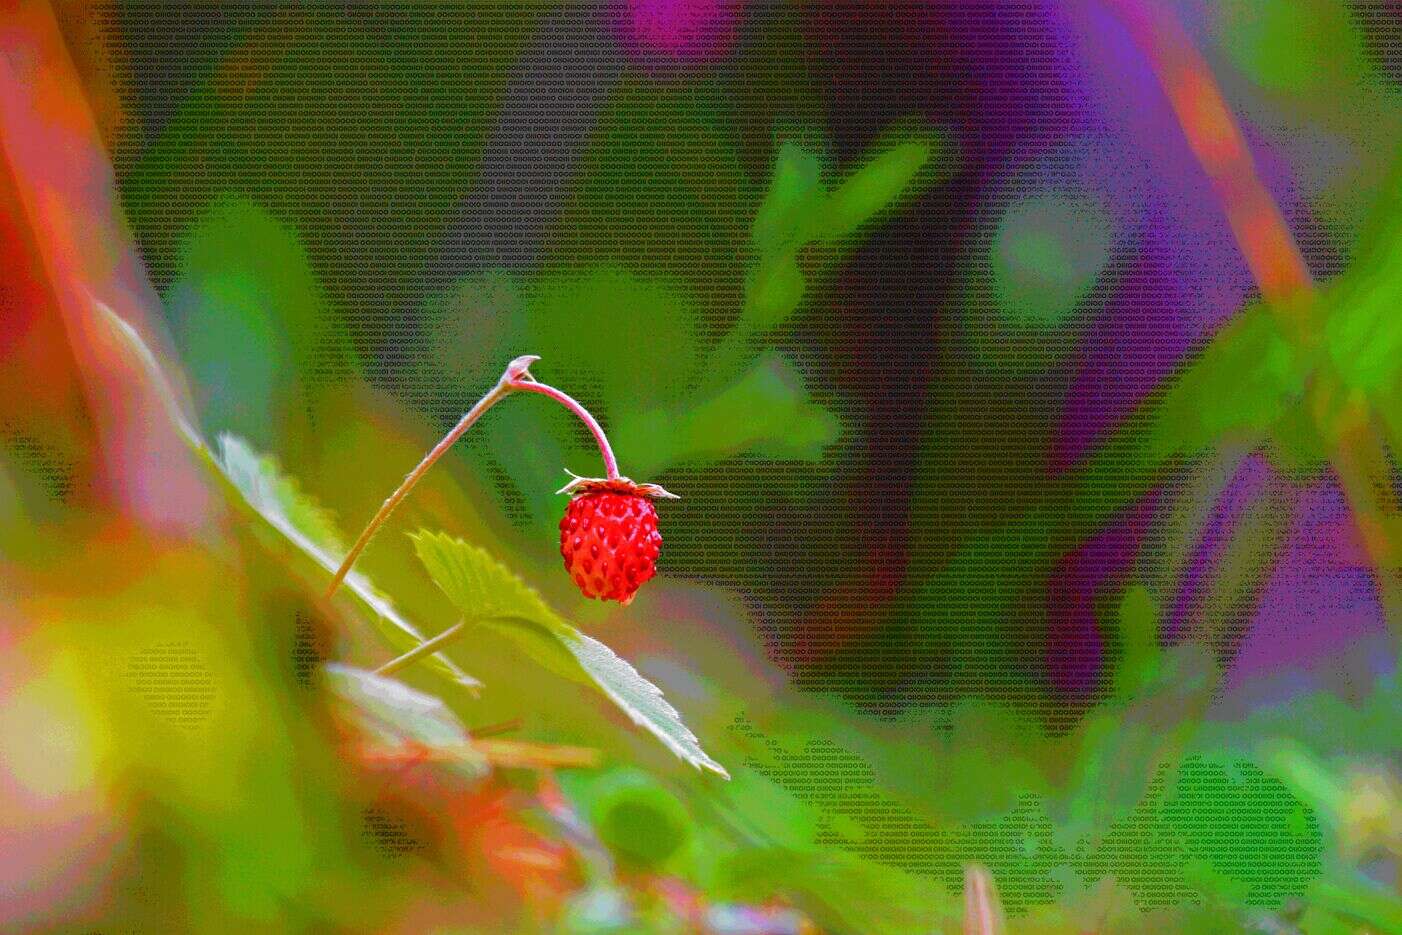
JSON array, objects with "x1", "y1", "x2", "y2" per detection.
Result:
[
  {"x1": 410, "y1": 530, "x2": 729, "y2": 778},
  {"x1": 215, "y1": 435, "x2": 479, "y2": 692},
  {"x1": 322, "y1": 663, "x2": 485, "y2": 778},
  {"x1": 817, "y1": 140, "x2": 931, "y2": 242},
  {"x1": 216, "y1": 434, "x2": 345, "y2": 555},
  {"x1": 94, "y1": 299, "x2": 479, "y2": 692}
]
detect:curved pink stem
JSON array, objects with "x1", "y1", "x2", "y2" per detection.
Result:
[
  {"x1": 324, "y1": 356, "x2": 622, "y2": 602},
  {"x1": 508, "y1": 378, "x2": 620, "y2": 480}
]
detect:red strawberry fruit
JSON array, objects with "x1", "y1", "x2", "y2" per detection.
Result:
[{"x1": 557, "y1": 475, "x2": 677, "y2": 605}]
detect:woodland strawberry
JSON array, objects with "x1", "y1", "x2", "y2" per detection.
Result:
[
  {"x1": 557, "y1": 476, "x2": 675, "y2": 605},
  {"x1": 326, "y1": 353, "x2": 679, "y2": 611}
]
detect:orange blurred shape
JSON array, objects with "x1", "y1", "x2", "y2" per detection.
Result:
[
  {"x1": 0, "y1": 0, "x2": 209, "y2": 529},
  {"x1": 963, "y1": 863, "x2": 1006, "y2": 935},
  {"x1": 454, "y1": 782, "x2": 581, "y2": 914}
]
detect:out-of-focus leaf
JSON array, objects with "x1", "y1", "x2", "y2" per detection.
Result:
[
  {"x1": 1258, "y1": 741, "x2": 1348, "y2": 833},
  {"x1": 1323, "y1": 229, "x2": 1402, "y2": 394},
  {"x1": 95, "y1": 300, "x2": 479, "y2": 692},
  {"x1": 1307, "y1": 872, "x2": 1402, "y2": 933},
  {"x1": 1161, "y1": 754, "x2": 1324, "y2": 908},
  {"x1": 165, "y1": 194, "x2": 357, "y2": 444},
  {"x1": 1061, "y1": 644, "x2": 1218, "y2": 846},
  {"x1": 743, "y1": 252, "x2": 806, "y2": 331},
  {"x1": 616, "y1": 354, "x2": 840, "y2": 476},
  {"x1": 1144, "y1": 302, "x2": 1303, "y2": 463},
  {"x1": 410, "y1": 531, "x2": 729, "y2": 778},
  {"x1": 553, "y1": 78, "x2": 746, "y2": 288},
  {"x1": 673, "y1": 354, "x2": 840, "y2": 464},
  {"x1": 579, "y1": 767, "x2": 694, "y2": 870},
  {"x1": 750, "y1": 400, "x2": 841, "y2": 460},
  {"x1": 322, "y1": 663, "x2": 485, "y2": 778},
  {"x1": 751, "y1": 142, "x2": 825, "y2": 257},
  {"x1": 714, "y1": 846, "x2": 951, "y2": 935},
  {"x1": 918, "y1": 303, "x2": 1306, "y2": 644},
  {"x1": 523, "y1": 267, "x2": 699, "y2": 411},
  {"x1": 1214, "y1": 0, "x2": 1370, "y2": 95},
  {"x1": 1111, "y1": 584, "x2": 1161, "y2": 698},
  {"x1": 816, "y1": 140, "x2": 932, "y2": 242},
  {"x1": 739, "y1": 134, "x2": 937, "y2": 334}
]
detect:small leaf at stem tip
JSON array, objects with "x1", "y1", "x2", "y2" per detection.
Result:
[
  {"x1": 818, "y1": 140, "x2": 932, "y2": 242},
  {"x1": 505, "y1": 354, "x2": 541, "y2": 382}
]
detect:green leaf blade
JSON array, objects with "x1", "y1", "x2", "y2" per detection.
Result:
[
  {"x1": 215, "y1": 435, "x2": 481, "y2": 692},
  {"x1": 410, "y1": 531, "x2": 729, "y2": 778}
]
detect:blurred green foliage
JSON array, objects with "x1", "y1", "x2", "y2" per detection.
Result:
[{"x1": 9, "y1": 5, "x2": 1402, "y2": 931}]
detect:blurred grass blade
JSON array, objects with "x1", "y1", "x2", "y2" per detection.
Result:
[
  {"x1": 411, "y1": 531, "x2": 729, "y2": 778},
  {"x1": 918, "y1": 301, "x2": 1302, "y2": 636},
  {"x1": 323, "y1": 664, "x2": 485, "y2": 778},
  {"x1": 94, "y1": 298, "x2": 205, "y2": 450},
  {"x1": 95, "y1": 299, "x2": 480, "y2": 691}
]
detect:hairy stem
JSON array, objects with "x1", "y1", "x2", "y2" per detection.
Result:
[
  {"x1": 323, "y1": 369, "x2": 516, "y2": 600},
  {"x1": 375, "y1": 620, "x2": 468, "y2": 677},
  {"x1": 325, "y1": 355, "x2": 620, "y2": 601}
]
